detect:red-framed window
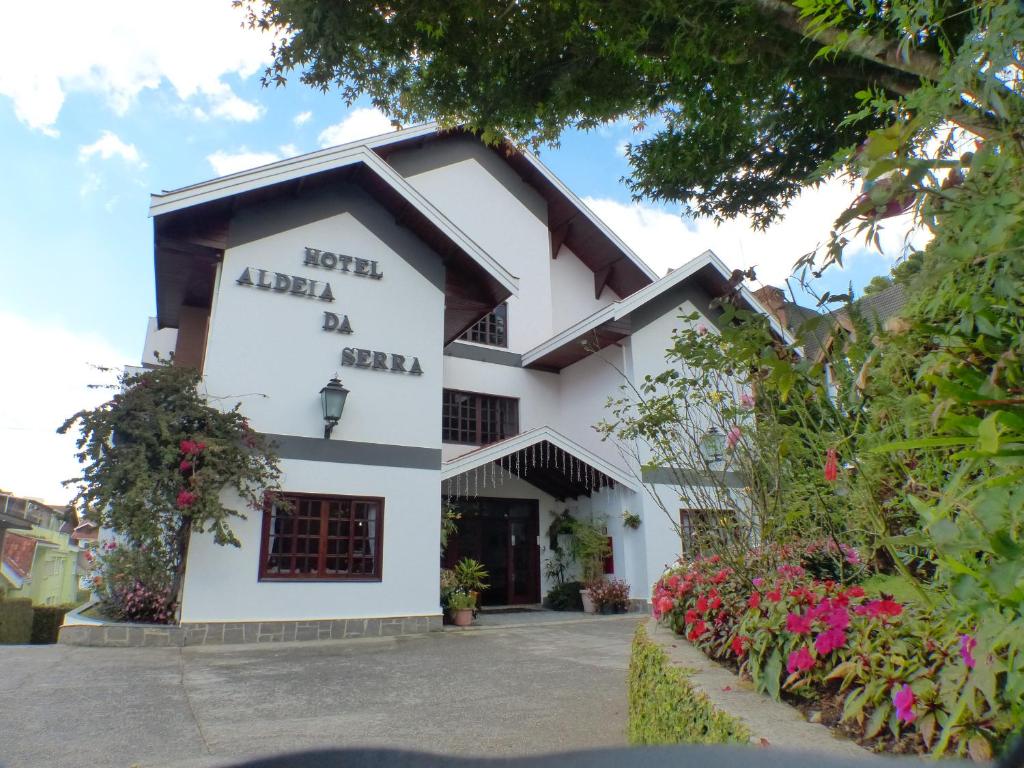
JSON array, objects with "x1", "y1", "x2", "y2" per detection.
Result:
[
  {"x1": 259, "y1": 494, "x2": 383, "y2": 581},
  {"x1": 442, "y1": 389, "x2": 519, "y2": 445},
  {"x1": 459, "y1": 303, "x2": 507, "y2": 347}
]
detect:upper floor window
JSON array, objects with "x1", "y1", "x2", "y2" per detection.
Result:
[
  {"x1": 442, "y1": 389, "x2": 519, "y2": 445},
  {"x1": 260, "y1": 494, "x2": 383, "y2": 581},
  {"x1": 459, "y1": 303, "x2": 507, "y2": 347}
]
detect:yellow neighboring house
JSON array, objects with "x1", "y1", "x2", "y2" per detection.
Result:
[{"x1": 0, "y1": 526, "x2": 79, "y2": 606}]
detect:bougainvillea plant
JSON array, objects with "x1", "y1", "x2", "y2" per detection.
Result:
[{"x1": 60, "y1": 364, "x2": 282, "y2": 618}]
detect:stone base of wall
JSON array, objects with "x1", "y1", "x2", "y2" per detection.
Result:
[{"x1": 58, "y1": 614, "x2": 443, "y2": 647}]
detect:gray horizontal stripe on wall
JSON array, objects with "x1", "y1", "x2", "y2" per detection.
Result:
[
  {"x1": 642, "y1": 467, "x2": 745, "y2": 489},
  {"x1": 265, "y1": 433, "x2": 441, "y2": 470},
  {"x1": 443, "y1": 341, "x2": 523, "y2": 367}
]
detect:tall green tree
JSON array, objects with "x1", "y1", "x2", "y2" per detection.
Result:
[{"x1": 236, "y1": 0, "x2": 1004, "y2": 230}]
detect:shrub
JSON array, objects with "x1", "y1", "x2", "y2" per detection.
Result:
[
  {"x1": 653, "y1": 545, "x2": 1019, "y2": 759},
  {"x1": 30, "y1": 605, "x2": 75, "y2": 645},
  {"x1": 591, "y1": 578, "x2": 631, "y2": 612},
  {"x1": 544, "y1": 580, "x2": 584, "y2": 611},
  {"x1": 91, "y1": 542, "x2": 176, "y2": 624},
  {"x1": 0, "y1": 598, "x2": 34, "y2": 644},
  {"x1": 629, "y1": 624, "x2": 750, "y2": 746}
]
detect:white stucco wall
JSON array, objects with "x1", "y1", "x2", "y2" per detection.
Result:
[
  {"x1": 554, "y1": 344, "x2": 628, "y2": 466},
  {"x1": 550, "y1": 245, "x2": 619, "y2": 334},
  {"x1": 181, "y1": 185, "x2": 447, "y2": 622}
]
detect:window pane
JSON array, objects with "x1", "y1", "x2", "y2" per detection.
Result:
[{"x1": 459, "y1": 303, "x2": 507, "y2": 347}]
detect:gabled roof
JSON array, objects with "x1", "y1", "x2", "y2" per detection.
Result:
[
  {"x1": 149, "y1": 142, "x2": 518, "y2": 345},
  {"x1": 442, "y1": 426, "x2": 637, "y2": 500},
  {"x1": 522, "y1": 250, "x2": 790, "y2": 370}
]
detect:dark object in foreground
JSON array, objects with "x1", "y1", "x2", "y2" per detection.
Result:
[{"x1": 224, "y1": 746, "x2": 980, "y2": 768}]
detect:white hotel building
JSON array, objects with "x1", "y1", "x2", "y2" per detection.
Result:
[{"x1": 141, "y1": 125, "x2": 776, "y2": 640}]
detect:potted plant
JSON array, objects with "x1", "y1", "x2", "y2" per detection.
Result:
[
  {"x1": 452, "y1": 557, "x2": 489, "y2": 607},
  {"x1": 569, "y1": 519, "x2": 611, "y2": 614},
  {"x1": 621, "y1": 511, "x2": 641, "y2": 530},
  {"x1": 448, "y1": 590, "x2": 475, "y2": 627}
]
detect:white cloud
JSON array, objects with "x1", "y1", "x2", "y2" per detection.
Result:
[
  {"x1": 207, "y1": 148, "x2": 281, "y2": 177},
  {"x1": 293, "y1": 110, "x2": 313, "y2": 127},
  {"x1": 0, "y1": 1, "x2": 273, "y2": 133},
  {"x1": 584, "y1": 177, "x2": 930, "y2": 287},
  {"x1": 278, "y1": 143, "x2": 300, "y2": 158},
  {"x1": 318, "y1": 108, "x2": 394, "y2": 148},
  {"x1": 78, "y1": 130, "x2": 145, "y2": 167},
  {"x1": 207, "y1": 88, "x2": 265, "y2": 123},
  {"x1": 0, "y1": 311, "x2": 130, "y2": 504}
]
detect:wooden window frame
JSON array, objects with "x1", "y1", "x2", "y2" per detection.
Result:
[
  {"x1": 459, "y1": 303, "x2": 508, "y2": 348},
  {"x1": 679, "y1": 508, "x2": 736, "y2": 558},
  {"x1": 258, "y1": 492, "x2": 385, "y2": 582},
  {"x1": 442, "y1": 389, "x2": 519, "y2": 446}
]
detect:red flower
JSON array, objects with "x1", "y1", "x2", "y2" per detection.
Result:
[
  {"x1": 696, "y1": 596, "x2": 709, "y2": 613},
  {"x1": 686, "y1": 621, "x2": 708, "y2": 641},
  {"x1": 179, "y1": 439, "x2": 197, "y2": 455},
  {"x1": 855, "y1": 599, "x2": 903, "y2": 619},
  {"x1": 179, "y1": 459, "x2": 192, "y2": 472},
  {"x1": 684, "y1": 609, "x2": 699, "y2": 624},
  {"x1": 711, "y1": 568, "x2": 730, "y2": 584},
  {"x1": 653, "y1": 595, "x2": 674, "y2": 618},
  {"x1": 824, "y1": 448, "x2": 839, "y2": 483},
  {"x1": 825, "y1": 607, "x2": 851, "y2": 631},
  {"x1": 786, "y1": 612, "x2": 813, "y2": 634},
  {"x1": 731, "y1": 635, "x2": 749, "y2": 657},
  {"x1": 766, "y1": 588, "x2": 782, "y2": 603},
  {"x1": 748, "y1": 592, "x2": 761, "y2": 609},
  {"x1": 786, "y1": 646, "x2": 815, "y2": 673},
  {"x1": 176, "y1": 489, "x2": 198, "y2": 509},
  {"x1": 708, "y1": 594, "x2": 722, "y2": 610}
]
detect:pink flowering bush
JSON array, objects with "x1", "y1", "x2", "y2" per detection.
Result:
[
  {"x1": 91, "y1": 542, "x2": 177, "y2": 624},
  {"x1": 653, "y1": 543, "x2": 1015, "y2": 759}
]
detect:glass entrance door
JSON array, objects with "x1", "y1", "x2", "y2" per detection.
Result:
[{"x1": 444, "y1": 497, "x2": 540, "y2": 605}]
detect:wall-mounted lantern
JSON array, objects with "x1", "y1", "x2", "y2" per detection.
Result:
[
  {"x1": 699, "y1": 427, "x2": 725, "y2": 465},
  {"x1": 320, "y1": 377, "x2": 350, "y2": 439}
]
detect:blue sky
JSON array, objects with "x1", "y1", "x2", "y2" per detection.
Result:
[{"x1": 0, "y1": 3, "x2": 915, "y2": 503}]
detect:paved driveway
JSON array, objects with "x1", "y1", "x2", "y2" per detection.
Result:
[{"x1": 0, "y1": 615, "x2": 640, "y2": 768}]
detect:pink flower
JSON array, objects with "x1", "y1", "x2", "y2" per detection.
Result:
[
  {"x1": 892, "y1": 684, "x2": 916, "y2": 724},
  {"x1": 752, "y1": 577, "x2": 764, "y2": 587},
  {"x1": 825, "y1": 607, "x2": 850, "y2": 631},
  {"x1": 786, "y1": 612, "x2": 813, "y2": 634},
  {"x1": 786, "y1": 646, "x2": 815, "y2": 673},
  {"x1": 696, "y1": 324, "x2": 708, "y2": 336},
  {"x1": 726, "y1": 426, "x2": 742, "y2": 450},
  {"x1": 960, "y1": 634, "x2": 977, "y2": 669},
  {"x1": 179, "y1": 459, "x2": 192, "y2": 472},
  {"x1": 840, "y1": 544, "x2": 861, "y2": 565},
  {"x1": 176, "y1": 489, "x2": 198, "y2": 509},
  {"x1": 179, "y1": 439, "x2": 197, "y2": 455},
  {"x1": 814, "y1": 627, "x2": 847, "y2": 655},
  {"x1": 739, "y1": 392, "x2": 755, "y2": 409}
]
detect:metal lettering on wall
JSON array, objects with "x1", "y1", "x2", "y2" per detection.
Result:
[{"x1": 233, "y1": 246, "x2": 423, "y2": 375}]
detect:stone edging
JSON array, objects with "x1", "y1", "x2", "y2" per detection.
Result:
[
  {"x1": 643, "y1": 619, "x2": 868, "y2": 757},
  {"x1": 59, "y1": 611, "x2": 442, "y2": 647}
]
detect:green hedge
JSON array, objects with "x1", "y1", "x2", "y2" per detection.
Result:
[
  {"x1": 31, "y1": 605, "x2": 74, "y2": 645},
  {"x1": 543, "y1": 580, "x2": 584, "y2": 611},
  {"x1": 628, "y1": 624, "x2": 751, "y2": 746},
  {"x1": 0, "y1": 598, "x2": 34, "y2": 644}
]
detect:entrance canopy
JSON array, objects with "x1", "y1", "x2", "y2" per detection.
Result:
[{"x1": 442, "y1": 426, "x2": 637, "y2": 500}]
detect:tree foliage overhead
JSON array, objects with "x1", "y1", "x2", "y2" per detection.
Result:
[{"x1": 235, "y1": 0, "x2": 985, "y2": 228}]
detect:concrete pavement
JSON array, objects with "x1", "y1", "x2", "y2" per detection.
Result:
[{"x1": 0, "y1": 615, "x2": 640, "y2": 768}]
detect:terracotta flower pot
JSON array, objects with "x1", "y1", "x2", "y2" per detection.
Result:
[
  {"x1": 451, "y1": 608, "x2": 474, "y2": 627},
  {"x1": 580, "y1": 589, "x2": 596, "y2": 614}
]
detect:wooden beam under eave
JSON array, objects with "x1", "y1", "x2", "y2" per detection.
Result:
[
  {"x1": 550, "y1": 219, "x2": 571, "y2": 259},
  {"x1": 594, "y1": 262, "x2": 614, "y2": 299}
]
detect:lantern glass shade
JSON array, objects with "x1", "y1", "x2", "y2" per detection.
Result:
[
  {"x1": 320, "y1": 377, "x2": 349, "y2": 437},
  {"x1": 699, "y1": 427, "x2": 726, "y2": 464}
]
